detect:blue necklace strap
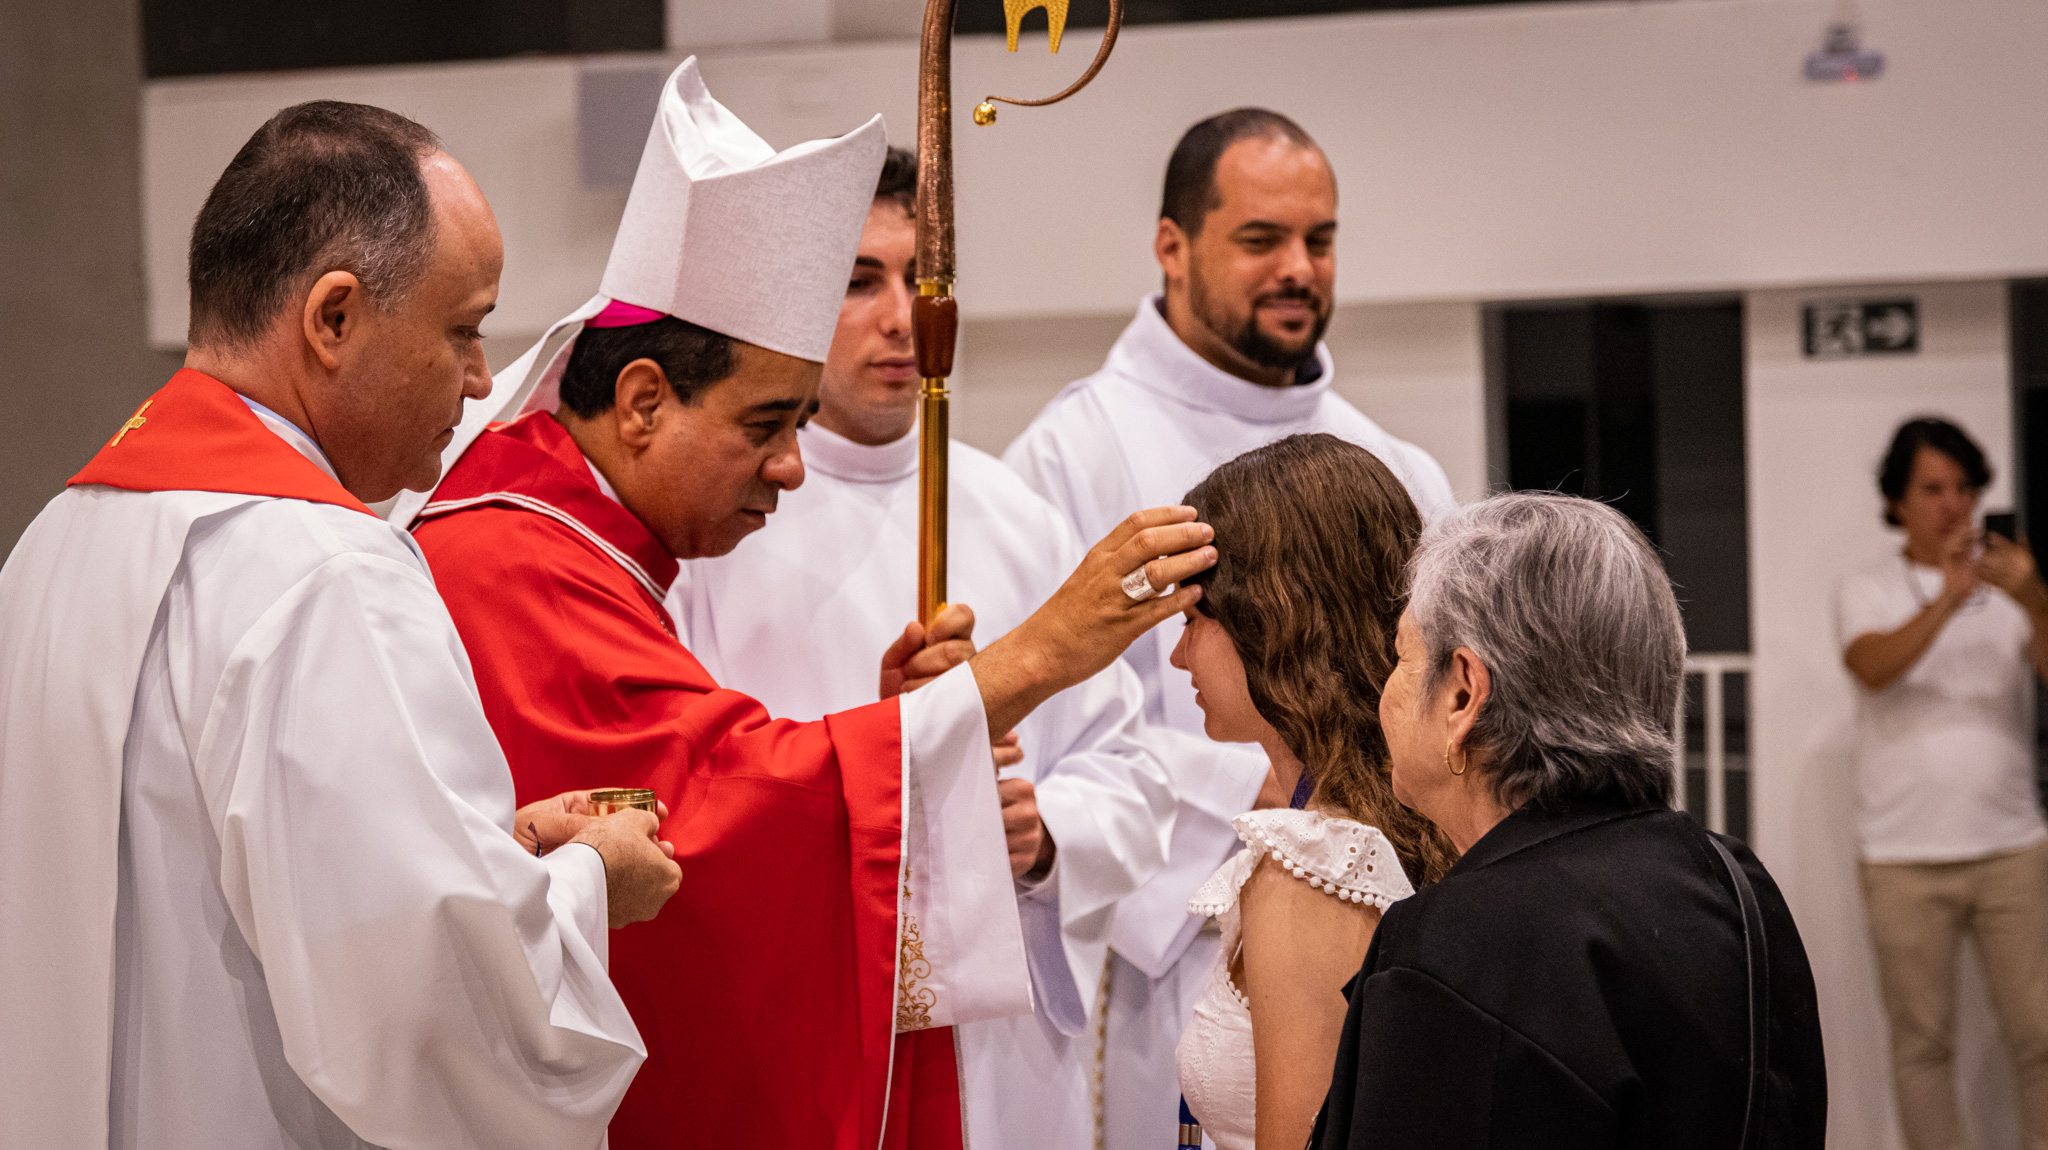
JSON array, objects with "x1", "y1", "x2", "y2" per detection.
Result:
[
  {"x1": 1288, "y1": 770, "x2": 1314, "y2": 811},
  {"x1": 1178, "y1": 1096, "x2": 1203, "y2": 1149}
]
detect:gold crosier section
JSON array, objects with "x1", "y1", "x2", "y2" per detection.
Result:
[
  {"x1": 916, "y1": 281, "x2": 952, "y2": 627},
  {"x1": 912, "y1": 0, "x2": 1124, "y2": 624}
]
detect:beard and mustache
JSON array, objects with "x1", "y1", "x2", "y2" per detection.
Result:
[{"x1": 1189, "y1": 271, "x2": 1331, "y2": 375}]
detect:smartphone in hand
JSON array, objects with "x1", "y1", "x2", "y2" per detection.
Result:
[{"x1": 1985, "y1": 511, "x2": 2018, "y2": 543}]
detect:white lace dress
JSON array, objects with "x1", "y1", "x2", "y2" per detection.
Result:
[{"x1": 1174, "y1": 809, "x2": 1414, "y2": 1150}]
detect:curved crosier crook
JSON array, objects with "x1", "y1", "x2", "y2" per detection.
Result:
[{"x1": 976, "y1": 0, "x2": 1126, "y2": 120}]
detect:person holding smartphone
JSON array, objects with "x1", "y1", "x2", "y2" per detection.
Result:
[{"x1": 1839, "y1": 417, "x2": 2048, "y2": 1150}]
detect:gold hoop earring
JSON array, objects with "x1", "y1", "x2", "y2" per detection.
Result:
[{"x1": 1445, "y1": 739, "x2": 1467, "y2": 776}]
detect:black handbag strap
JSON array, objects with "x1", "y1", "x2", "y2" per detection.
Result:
[{"x1": 1708, "y1": 834, "x2": 1770, "y2": 1150}]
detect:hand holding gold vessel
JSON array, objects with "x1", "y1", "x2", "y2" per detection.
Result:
[{"x1": 514, "y1": 789, "x2": 681, "y2": 928}]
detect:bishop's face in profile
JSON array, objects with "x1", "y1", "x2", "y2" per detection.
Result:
[
  {"x1": 1155, "y1": 134, "x2": 1339, "y2": 388},
  {"x1": 556, "y1": 336, "x2": 820, "y2": 562}
]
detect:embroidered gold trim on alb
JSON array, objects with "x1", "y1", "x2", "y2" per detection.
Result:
[{"x1": 895, "y1": 872, "x2": 937, "y2": 1031}]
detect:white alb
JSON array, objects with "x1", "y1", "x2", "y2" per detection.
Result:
[
  {"x1": 0, "y1": 412, "x2": 642, "y2": 1150},
  {"x1": 1175, "y1": 809, "x2": 1413, "y2": 1150}
]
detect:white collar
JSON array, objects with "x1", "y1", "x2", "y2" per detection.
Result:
[
  {"x1": 579, "y1": 448, "x2": 624, "y2": 505},
  {"x1": 797, "y1": 420, "x2": 918, "y2": 485},
  {"x1": 238, "y1": 396, "x2": 339, "y2": 482},
  {"x1": 1102, "y1": 293, "x2": 1335, "y2": 425}
]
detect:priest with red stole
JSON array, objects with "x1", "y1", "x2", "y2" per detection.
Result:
[
  {"x1": 0, "y1": 102, "x2": 681, "y2": 1150},
  {"x1": 398, "y1": 60, "x2": 1218, "y2": 1150}
]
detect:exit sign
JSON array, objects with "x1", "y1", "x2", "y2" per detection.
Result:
[{"x1": 1803, "y1": 298, "x2": 1919, "y2": 358}]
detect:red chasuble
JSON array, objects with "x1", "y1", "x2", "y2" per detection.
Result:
[
  {"x1": 68, "y1": 368, "x2": 372, "y2": 515},
  {"x1": 411, "y1": 411, "x2": 963, "y2": 1150}
]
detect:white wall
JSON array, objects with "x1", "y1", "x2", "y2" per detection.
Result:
[
  {"x1": 1324, "y1": 301, "x2": 1488, "y2": 501},
  {"x1": 665, "y1": 0, "x2": 831, "y2": 51},
  {"x1": 666, "y1": 0, "x2": 925, "y2": 45},
  {"x1": 143, "y1": 0, "x2": 2048, "y2": 345},
  {"x1": 1748, "y1": 279, "x2": 2020, "y2": 1150},
  {"x1": 950, "y1": 311, "x2": 1128, "y2": 457}
]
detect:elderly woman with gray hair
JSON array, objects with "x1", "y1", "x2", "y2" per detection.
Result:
[{"x1": 1312, "y1": 494, "x2": 1828, "y2": 1150}]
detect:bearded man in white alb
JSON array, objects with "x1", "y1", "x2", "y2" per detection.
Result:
[
  {"x1": 668, "y1": 146, "x2": 1180, "y2": 1150},
  {"x1": 0, "y1": 102, "x2": 679, "y2": 1150},
  {"x1": 1004, "y1": 107, "x2": 1456, "y2": 1149}
]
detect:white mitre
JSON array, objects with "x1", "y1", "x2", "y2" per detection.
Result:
[{"x1": 391, "y1": 56, "x2": 886, "y2": 524}]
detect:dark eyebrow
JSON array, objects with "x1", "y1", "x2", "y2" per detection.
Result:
[
  {"x1": 1231, "y1": 219, "x2": 1338, "y2": 237},
  {"x1": 852, "y1": 255, "x2": 885, "y2": 269},
  {"x1": 745, "y1": 397, "x2": 812, "y2": 415}
]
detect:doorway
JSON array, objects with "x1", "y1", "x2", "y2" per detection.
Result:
[
  {"x1": 1488, "y1": 299, "x2": 1752, "y2": 839},
  {"x1": 2008, "y1": 280, "x2": 2048, "y2": 800}
]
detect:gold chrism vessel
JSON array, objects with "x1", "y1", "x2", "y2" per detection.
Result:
[{"x1": 588, "y1": 788, "x2": 659, "y2": 816}]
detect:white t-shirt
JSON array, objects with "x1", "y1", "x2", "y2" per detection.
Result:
[{"x1": 1836, "y1": 554, "x2": 2048, "y2": 863}]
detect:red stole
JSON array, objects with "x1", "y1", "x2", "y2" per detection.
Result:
[
  {"x1": 68, "y1": 368, "x2": 372, "y2": 516},
  {"x1": 411, "y1": 412, "x2": 962, "y2": 1150}
]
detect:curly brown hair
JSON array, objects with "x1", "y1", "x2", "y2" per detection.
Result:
[{"x1": 1183, "y1": 433, "x2": 1459, "y2": 887}]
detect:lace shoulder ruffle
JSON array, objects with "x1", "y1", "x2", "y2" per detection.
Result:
[
  {"x1": 1232, "y1": 808, "x2": 1414, "y2": 910},
  {"x1": 1188, "y1": 847, "x2": 1259, "y2": 917}
]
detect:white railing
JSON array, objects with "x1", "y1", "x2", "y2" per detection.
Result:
[{"x1": 1674, "y1": 653, "x2": 1753, "y2": 835}]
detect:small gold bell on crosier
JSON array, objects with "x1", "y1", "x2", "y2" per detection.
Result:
[{"x1": 972, "y1": 101, "x2": 998, "y2": 126}]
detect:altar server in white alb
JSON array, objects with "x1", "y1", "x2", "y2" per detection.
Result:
[
  {"x1": 669, "y1": 146, "x2": 1180, "y2": 1150},
  {"x1": 1004, "y1": 107, "x2": 1456, "y2": 1148},
  {"x1": 0, "y1": 103, "x2": 681, "y2": 1150}
]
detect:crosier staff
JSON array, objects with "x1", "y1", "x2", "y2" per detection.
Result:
[{"x1": 913, "y1": 0, "x2": 1126, "y2": 624}]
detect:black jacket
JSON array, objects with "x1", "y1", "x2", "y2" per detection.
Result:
[{"x1": 1312, "y1": 793, "x2": 1826, "y2": 1150}]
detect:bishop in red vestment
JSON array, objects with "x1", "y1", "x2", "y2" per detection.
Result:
[
  {"x1": 404, "y1": 59, "x2": 1217, "y2": 1150},
  {"x1": 416, "y1": 408, "x2": 973, "y2": 1149}
]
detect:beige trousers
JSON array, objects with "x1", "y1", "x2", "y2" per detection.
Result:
[{"x1": 1862, "y1": 841, "x2": 2048, "y2": 1150}]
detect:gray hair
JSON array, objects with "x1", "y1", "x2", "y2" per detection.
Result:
[{"x1": 1409, "y1": 493, "x2": 1682, "y2": 810}]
